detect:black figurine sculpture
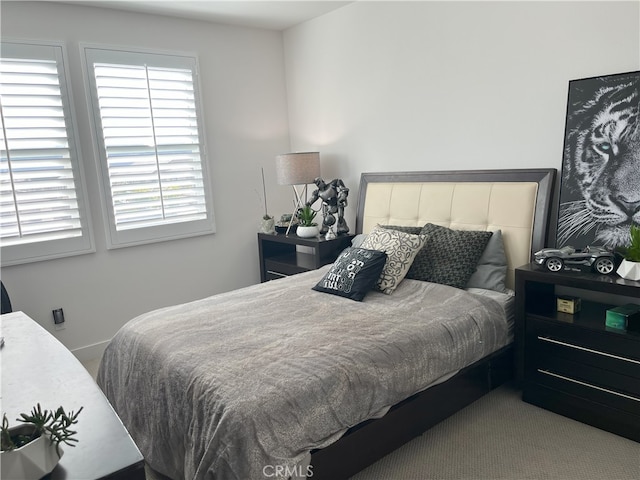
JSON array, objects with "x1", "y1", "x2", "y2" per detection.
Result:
[{"x1": 306, "y1": 177, "x2": 349, "y2": 235}]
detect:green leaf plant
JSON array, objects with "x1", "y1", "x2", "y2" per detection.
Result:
[
  {"x1": 1, "y1": 404, "x2": 83, "y2": 458},
  {"x1": 297, "y1": 205, "x2": 318, "y2": 227},
  {"x1": 617, "y1": 224, "x2": 640, "y2": 263},
  {"x1": 623, "y1": 224, "x2": 640, "y2": 262}
]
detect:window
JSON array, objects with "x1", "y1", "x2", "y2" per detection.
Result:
[
  {"x1": 83, "y1": 47, "x2": 215, "y2": 248},
  {"x1": 0, "y1": 42, "x2": 93, "y2": 266}
]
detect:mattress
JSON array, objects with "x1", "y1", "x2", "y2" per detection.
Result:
[{"x1": 97, "y1": 267, "x2": 512, "y2": 480}]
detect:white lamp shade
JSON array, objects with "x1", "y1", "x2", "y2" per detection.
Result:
[{"x1": 275, "y1": 152, "x2": 321, "y2": 185}]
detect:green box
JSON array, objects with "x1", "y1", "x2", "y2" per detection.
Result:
[{"x1": 606, "y1": 303, "x2": 640, "y2": 331}]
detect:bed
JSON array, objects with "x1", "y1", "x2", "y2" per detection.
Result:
[{"x1": 97, "y1": 168, "x2": 556, "y2": 480}]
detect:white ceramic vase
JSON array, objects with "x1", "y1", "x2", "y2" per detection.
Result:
[
  {"x1": 616, "y1": 259, "x2": 640, "y2": 281},
  {"x1": 296, "y1": 225, "x2": 319, "y2": 238},
  {"x1": 1, "y1": 425, "x2": 63, "y2": 480}
]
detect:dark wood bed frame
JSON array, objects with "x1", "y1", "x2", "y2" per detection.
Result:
[{"x1": 309, "y1": 169, "x2": 556, "y2": 480}]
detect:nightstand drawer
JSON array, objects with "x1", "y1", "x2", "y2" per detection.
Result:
[
  {"x1": 532, "y1": 335, "x2": 640, "y2": 380},
  {"x1": 523, "y1": 384, "x2": 640, "y2": 442},
  {"x1": 531, "y1": 369, "x2": 640, "y2": 416},
  {"x1": 265, "y1": 271, "x2": 289, "y2": 281},
  {"x1": 526, "y1": 317, "x2": 640, "y2": 362},
  {"x1": 264, "y1": 257, "x2": 309, "y2": 276},
  {"x1": 534, "y1": 350, "x2": 640, "y2": 397}
]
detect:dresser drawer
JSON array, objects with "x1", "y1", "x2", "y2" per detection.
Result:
[
  {"x1": 525, "y1": 317, "x2": 640, "y2": 416},
  {"x1": 264, "y1": 258, "x2": 308, "y2": 276},
  {"x1": 523, "y1": 383, "x2": 640, "y2": 442},
  {"x1": 534, "y1": 350, "x2": 640, "y2": 398},
  {"x1": 526, "y1": 317, "x2": 640, "y2": 362},
  {"x1": 265, "y1": 271, "x2": 288, "y2": 281},
  {"x1": 532, "y1": 335, "x2": 640, "y2": 382},
  {"x1": 530, "y1": 368, "x2": 640, "y2": 416}
]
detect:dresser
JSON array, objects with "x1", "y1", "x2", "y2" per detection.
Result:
[{"x1": 514, "y1": 264, "x2": 640, "y2": 442}]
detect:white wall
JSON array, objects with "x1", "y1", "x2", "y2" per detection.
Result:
[
  {"x1": 3, "y1": 1, "x2": 639, "y2": 358},
  {"x1": 283, "y1": 1, "x2": 640, "y2": 230},
  {"x1": 0, "y1": 2, "x2": 292, "y2": 359}
]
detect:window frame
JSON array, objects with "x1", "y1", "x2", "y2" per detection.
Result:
[
  {"x1": 0, "y1": 40, "x2": 95, "y2": 267},
  {"x1": 81, "y1": 44, "x2": 216, "y2": 249}
]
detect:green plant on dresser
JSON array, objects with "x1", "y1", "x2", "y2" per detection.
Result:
[{"x1": 616, "y1": 224, "x2": 640, "y2": 280}]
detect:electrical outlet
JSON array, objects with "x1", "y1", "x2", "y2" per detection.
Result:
[{"x1": 52, "y1": 308, "x2": 65, "y2": 330}]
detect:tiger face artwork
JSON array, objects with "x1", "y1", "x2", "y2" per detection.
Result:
[{"x1": 558, "y1": 71, "x2": 639, "y2": 249}]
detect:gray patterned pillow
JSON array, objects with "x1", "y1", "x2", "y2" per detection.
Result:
[
  {"x1": 380, "y1": 225, "x2": 422, "y2": 235},
  {"x1": 381, "y1": 226, "x2": 428, "y2": 283},
  {"x1": 360, "y1": 225, "x2": 427, "y2": 294},
  {"x1": 407, "y1": 223, "x2": 493, "y2": 289},
  {"x1": 465, "y1": 230, "x2": 508, "y2": 292},
  {"x1": 352, "y1": 226, "x2": 421, "y2": 248},
  {"x1": 350, "y1": 233, "x2": 367, "y2": 248}
]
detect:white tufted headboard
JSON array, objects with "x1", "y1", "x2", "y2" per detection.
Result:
[{"x1": 356, "y1": 169, "x2": 556, "y2": 289}]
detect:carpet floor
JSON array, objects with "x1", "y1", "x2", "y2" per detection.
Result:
[
  {"x1": 350, "y1": 382, "x2": 639, "y2": 480},
  {"x1": 142, "y1": 382, "x2": 639, "y2": 480}
]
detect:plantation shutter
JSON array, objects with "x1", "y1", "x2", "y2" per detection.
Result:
[
  {"x1": 84, "y1": 47, "x2": 214, "y2": 248},
  {"x1": 0, "y1": 42, "x2": 93, "y2": 266}
]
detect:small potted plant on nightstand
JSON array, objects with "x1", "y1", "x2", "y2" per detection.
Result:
[
  {"x1": 296, "y1": 205, "x2": 319, "y2": 238},
  {"x1": 616, "y1": 224, "x2": 640, "y2": 281},
  {"x1": 1, "y1": 404, "x2": 82, "y2": 479}
]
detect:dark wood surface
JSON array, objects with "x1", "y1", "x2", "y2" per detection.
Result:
[
  {"x1": 515, "y1": 264, "x2": 640, "y2": 442},
  {"x1": 514, "y1": 263, "x2": 640, "y2": 383},
  {"x1": 0, "y1": 312, "x2": 145, "y2": 479},
  {"x1": 258, "y1": 232, "x2": 353, "y2": 282},
  {"x1": 309, "y1": 347, "x2": 513, "y2": 480}
]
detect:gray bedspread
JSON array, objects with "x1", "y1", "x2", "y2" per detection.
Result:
[{"x1": 97, "y1": 267, "x2": 510, "y2": 480}]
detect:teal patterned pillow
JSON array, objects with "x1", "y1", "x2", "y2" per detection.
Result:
[
  {"x1": 360, "y1": 225, "x2": 427, "y2": 294},
  {"x1": 407, "y1": 223, "x2": 493, "y2": 289}
]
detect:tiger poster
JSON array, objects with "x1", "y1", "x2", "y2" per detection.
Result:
[{"x1": 557, "y1": 70, "x2": 639, "y2": 250}]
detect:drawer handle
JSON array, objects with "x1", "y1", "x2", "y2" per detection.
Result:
[
  {"x1": 538, "y1": 369, "x2": 640, "y2": 403},
  {"x1": 537, "y1": 336, "x2": 640, "y2": 365}
]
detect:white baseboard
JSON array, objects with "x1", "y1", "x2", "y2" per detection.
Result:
[{"x1": 71, "y1": 339, "x2": 110, "y2": 363}]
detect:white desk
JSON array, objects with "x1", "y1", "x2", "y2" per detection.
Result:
[{"x1": 1, "y1": 312, "x2": 145, "y2": 479}]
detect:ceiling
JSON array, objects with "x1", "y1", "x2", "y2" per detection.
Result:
[{"x1": 55, "y1": 1, "x2": 354, "y2": 30}]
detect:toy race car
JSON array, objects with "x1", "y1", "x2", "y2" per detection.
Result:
[{"x1": 533, "y1": 245, "x2": 616, "y2": 275}]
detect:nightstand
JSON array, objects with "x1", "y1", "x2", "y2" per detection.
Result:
[
  {"x1": 258, "y1": 232, "x2": 353, "y2": 282},
  {"x1": 515, "y1": 264, "x2": 640, "y2": 441}
]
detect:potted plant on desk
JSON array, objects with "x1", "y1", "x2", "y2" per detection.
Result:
[
  {"x1": 296, "y1": 205, "x2": 319, "y2": 238},
  {"x1": 616, "y1": 224, "x2": 640, "y2": 281},
  {"x1": 1, "y1": 404, "x2": 82, "y2": 479}
]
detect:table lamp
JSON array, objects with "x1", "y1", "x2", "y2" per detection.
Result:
[{"x1": 275, "y1": 152, "x2": 321, "y2": 235}]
